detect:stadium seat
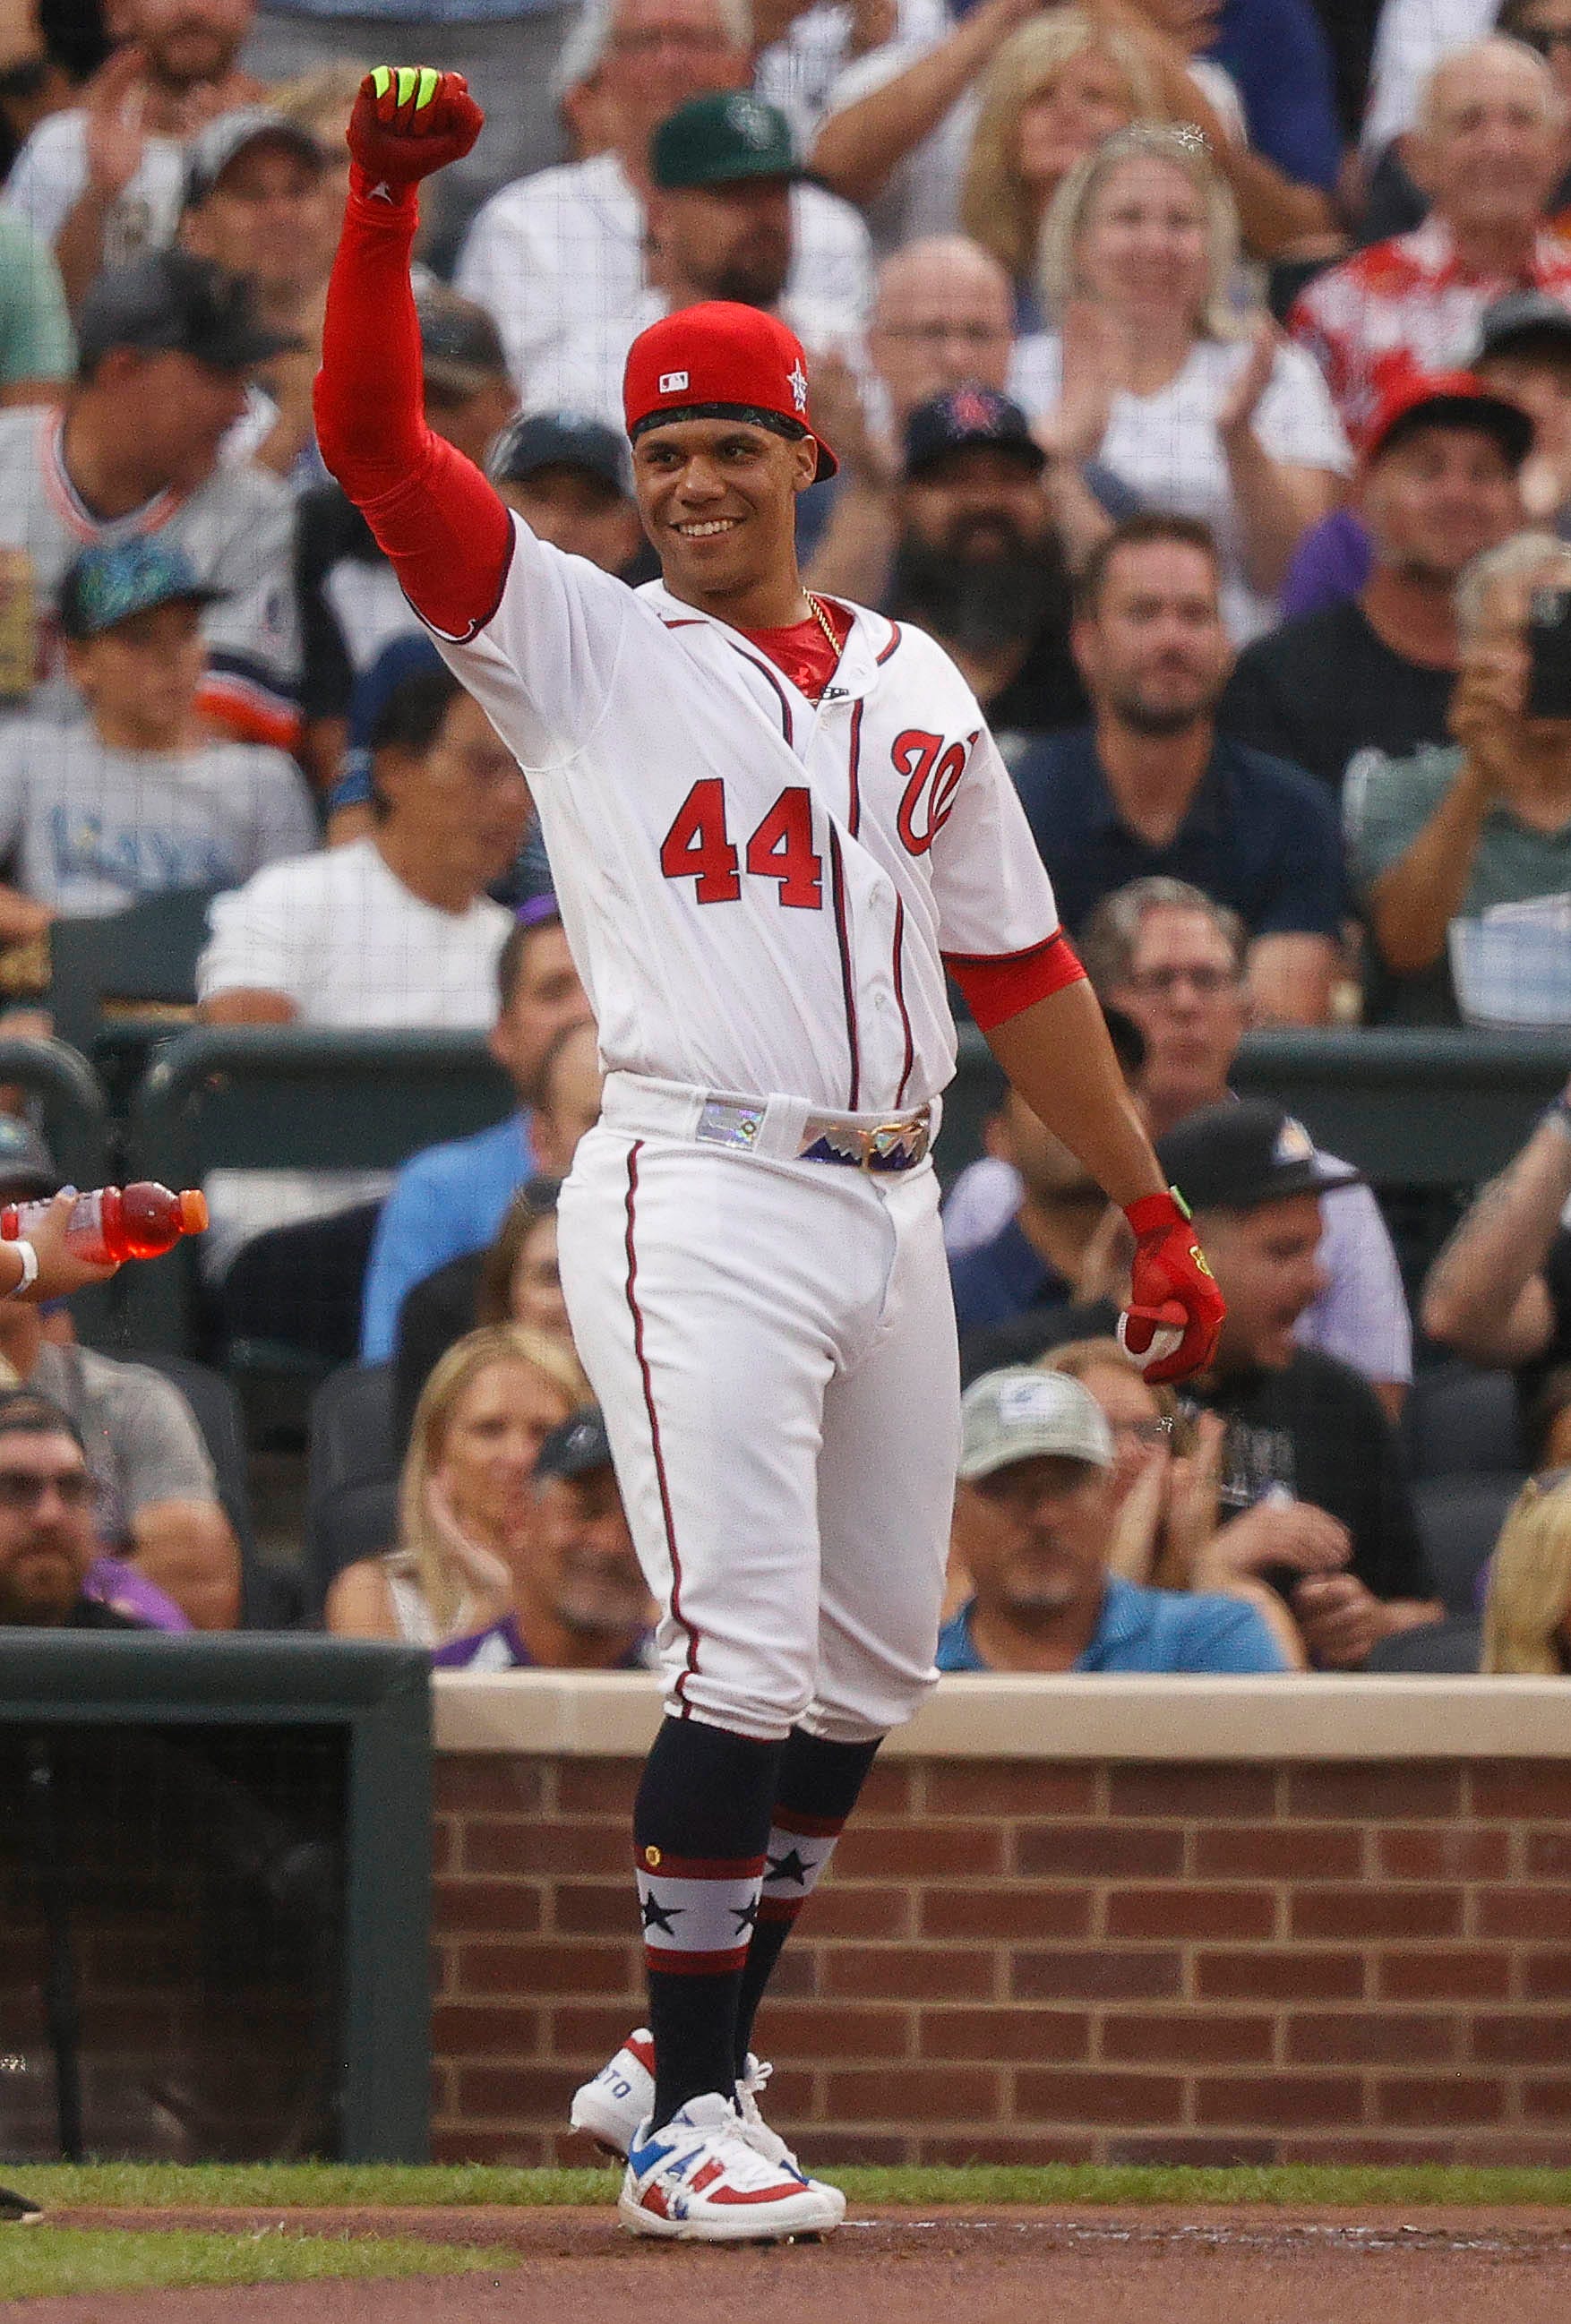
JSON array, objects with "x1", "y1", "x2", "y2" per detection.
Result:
[
  {"x1": 1363, "y1": 1617, "x2": 1482, "y2": 1672},
  {"x1": 1403, "y1": 1362, "x2": 1523, "y2": 1479},
  {"x1": 310, "y1": 1479, "x2": 399, "y2": 1608},
  {"x1": 47, "y1": 887, "x2": 219, "y2": 1061},
  {"x1": 305, "y1": 1362, "x2": 398, "y2": 1613},
  {"x1": 123, "y1": 1026, "x2": 512, "y2": 1364},
  {"x1": 134, "y1": 1349, "x2": 305, "y2": 1628},
  {"x1": 1411, "y1": 1471, "x2": 1523, "y2": 1616}
]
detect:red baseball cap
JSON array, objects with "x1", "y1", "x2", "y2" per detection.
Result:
[
  {"x1": 1360, "y1": 368, "x2": 1533, "y2": 469},
  {"x1": 623, "y1": 301, "x2": 837, "y2": 480}
]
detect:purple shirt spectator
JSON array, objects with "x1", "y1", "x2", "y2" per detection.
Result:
[{"x1": 1280, "y1": 506, "x2": 1373, "y2": 620}]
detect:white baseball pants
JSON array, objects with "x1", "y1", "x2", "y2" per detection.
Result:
[{"x1": 556, "y1": 1074, "x2": 960, "y2": 1743}]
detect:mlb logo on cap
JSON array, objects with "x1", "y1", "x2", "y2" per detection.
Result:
[{"x1": 623, "y1": 301, "x2": 838, "y2": 479}]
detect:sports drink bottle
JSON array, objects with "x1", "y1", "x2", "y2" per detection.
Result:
[{"x1": 0, "y1": 1182, "x2": 208, "y2": 1264}]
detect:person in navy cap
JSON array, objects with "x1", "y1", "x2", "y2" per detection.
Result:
[
  {"x1": 880, "y1": 383, "x2": 1086, "y2": 751},
  {"x1": 489, "y1": 410, "x2": 644, "y2": 579}
]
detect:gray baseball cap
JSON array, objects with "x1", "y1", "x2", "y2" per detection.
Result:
[
  {"x1": 417, "y1": 286, "x2": 511, "y2": 399},
  {"x1": 77, "y1": 250, "x2": 303, "y2": 373},
  {"x1": 0, "y1": 1116, "x2": 56, "y2": 1199},
  {"x1": 182, "y1": 107, "x2": 325, "y2": 211},
  {"x1": 958, "y1": 1368, "x2": 1114, "y2": 1482}
]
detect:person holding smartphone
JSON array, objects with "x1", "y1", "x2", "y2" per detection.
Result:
[{"x1": 1348, "y1": 528, "x2": 1571, "y2": 1022}]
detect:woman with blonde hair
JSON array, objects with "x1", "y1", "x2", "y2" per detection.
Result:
[
  {"x1": 326, "y1": 1322, "x2": 588, "y2": 1645},
  {"x1": 1481, "y1": 1471, "x2": 1571, "y2": 1673},
  {"x1": 959, "y1": 14, "x2": 1161, "y2": 308},
  {"x1": 811, "y1": 0, "x2": 1331, "y2": 266},
  {"x1": 1017, "y1": 123, "x2": 1348, "y2": 637}
]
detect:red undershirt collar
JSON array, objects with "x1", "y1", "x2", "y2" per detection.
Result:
[{"x1": 737, "y1": 597, "x2": 852, "y2": 704}]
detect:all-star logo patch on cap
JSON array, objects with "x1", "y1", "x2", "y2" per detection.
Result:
[
  {"x1": 623, "y1": 301, "x2": 837, "y2": 479},
  {"x1": 1155, "y1": 1099, "x2": 1364, "y2": 1213}
]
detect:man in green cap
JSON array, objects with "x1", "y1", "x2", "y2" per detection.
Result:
[{"x1": 524, "y1": 93, "x2": 810, "y2": 431}]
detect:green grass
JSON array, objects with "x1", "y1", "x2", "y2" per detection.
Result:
[
  {"x1": 13, "y1": 2160, "x2": 1571, "y2": 2209},
  {"x1": 0, "y1": 2226, "x2": 513, "y2": 2301}
]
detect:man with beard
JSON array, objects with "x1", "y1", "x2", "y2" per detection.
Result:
[
  {"x1": 10, "y1": 0, "x2": 263, "y2": 305},
  {"x1": 526, "y1": 92, "x2": 804, "y2": 431},
  {"x1": 1011, "y1": 514, "x2": 1343, "y2": 1025},
  {"x1": 881, "y1": 385, "x2": 1086, "y2": 755}
]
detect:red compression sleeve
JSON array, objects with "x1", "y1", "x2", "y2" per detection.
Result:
[
  {"x1": 945, "y1": 930, "x2": 1087, "y2": 1032},
  {"x1": 313, "y1": 171, "x2": 512, "y2": 639}
]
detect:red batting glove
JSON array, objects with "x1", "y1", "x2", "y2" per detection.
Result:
[
  {"x1": 348, "y1": 65, "x2": 484, "y2": 190},
  {"x1": 1119, "y1": 1188, "x2": 1225, "y2": 1385}
]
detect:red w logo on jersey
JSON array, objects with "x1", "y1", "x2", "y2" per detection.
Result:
[{"x1": 892, "y1": 729, "x2": 976, "y2": 854}]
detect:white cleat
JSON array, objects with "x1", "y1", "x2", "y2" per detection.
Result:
[
  {"x1": 570, "y1": 2027, "x2": 657, "y2": 2157},
  {"x1": 571, "y1": 2030, "x2": 837, "y2": 2199},
  {"x1": 618, "y1": 2092, "x2": 846, "y2": 2243}
]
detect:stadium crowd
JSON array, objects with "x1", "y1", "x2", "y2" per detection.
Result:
[{"x1": 0, "y1": 0, "x2": 1570, "y2": 1676}]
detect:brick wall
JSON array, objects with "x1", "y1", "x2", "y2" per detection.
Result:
[{"x1": 430, "y1": 1750, "x2": 1571, "y2": 2167}]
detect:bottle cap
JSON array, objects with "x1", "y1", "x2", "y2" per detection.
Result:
[{"x1": 178, "y1": 1189, "x2": 209, "y2": 1234}]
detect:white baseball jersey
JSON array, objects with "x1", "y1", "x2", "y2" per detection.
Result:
[
  {"x1": 0, "y1": 407, "x2": 300, "y2": 746},
  {"x1": 429, "y1": 516, "x2": 1060, "y2": 1118}
]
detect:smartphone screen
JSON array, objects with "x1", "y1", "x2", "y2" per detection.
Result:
[{"x1": 1527, "y1": 584, "x2": 1571, "y2": 719}]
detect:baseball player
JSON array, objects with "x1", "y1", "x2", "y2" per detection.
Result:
[{"x1": 316, "y1": 67, "x2": 1224, "y2": 2245}]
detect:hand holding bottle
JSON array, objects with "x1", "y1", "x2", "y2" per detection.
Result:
[{"x1": 1, "y1": 1182, "x2": 208, "y2": 1267}]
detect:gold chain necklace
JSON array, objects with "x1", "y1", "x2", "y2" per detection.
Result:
[{"x1": 804, "y1": 591, "x2": 840, "y2": 656}]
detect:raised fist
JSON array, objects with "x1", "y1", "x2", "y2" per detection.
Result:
[{"x1": 348, "y1": 66, "x2": 484, "y2": 189}]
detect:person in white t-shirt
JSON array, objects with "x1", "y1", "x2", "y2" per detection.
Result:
[
  {"x1": 8, "y1": 0, "x2": 263, "y2": 308},
  {"x1": 454, "y1": 0, "x2": 871, "y2": 395},
  {"x1": 0, "y1": 536, "x2": 313, "y2": 945},
  {"x1": 1014, "y1": 124, "x2": 1348, "y2": 641},
  {"x1": 195, "y1": 658, "x2": 530, "y2": 1353}
]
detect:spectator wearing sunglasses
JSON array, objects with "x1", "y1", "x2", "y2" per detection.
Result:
[{"x1": 0, "y1": 1390, "x2": 150, "y2": 1630}]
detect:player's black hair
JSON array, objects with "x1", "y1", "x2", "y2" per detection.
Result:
[{"x1": 629, "y1": 404, "x2": 810, "y2": 450}]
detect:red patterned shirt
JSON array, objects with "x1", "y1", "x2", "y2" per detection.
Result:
[{"x1": 1288, "y1": 216, "x2": 1571, "y2": 439}]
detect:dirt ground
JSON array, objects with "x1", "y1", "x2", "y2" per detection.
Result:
[{"x1": 11, "y1": 2203, "x2": 1571, "y2": 2324}]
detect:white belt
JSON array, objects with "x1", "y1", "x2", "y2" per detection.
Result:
[{"x1": 601, "y1": 1073, "x2": 938, "y2": 1173}]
